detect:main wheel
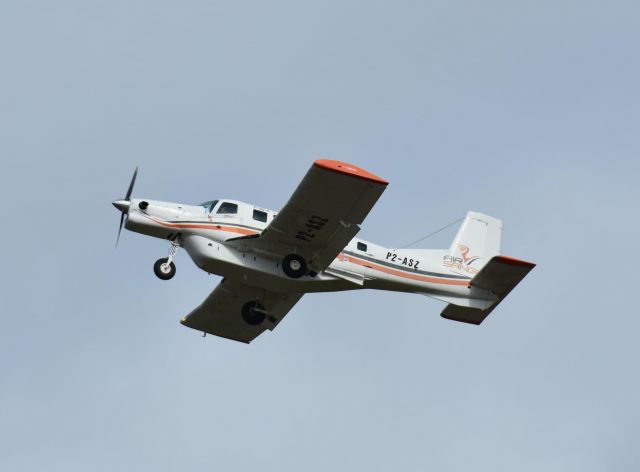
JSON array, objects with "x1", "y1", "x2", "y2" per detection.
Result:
[
  {"x1": 153, "y1": 258, "x2": 176, "y2": 280},
  {"x1": 241, "y1": 301, "x2": 266, "y2": 325},
  {"x1": 282, "y1": 254, "x2": 307, "y2": 278}
]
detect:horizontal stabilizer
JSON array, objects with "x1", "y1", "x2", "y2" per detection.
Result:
[
  {"x1": 441, "y1": 304, "x2": 489, "y2": 325},
  {"x1": 441, "y1": 255, "x2": 535, "y2": 325},
  {"x1": 471, "y1": 256, "x2": 536, "y2": 298}
]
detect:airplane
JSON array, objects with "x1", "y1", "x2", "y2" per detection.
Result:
[{"x1": 112, "y1": 160, "x2": 535, "y2": 343}]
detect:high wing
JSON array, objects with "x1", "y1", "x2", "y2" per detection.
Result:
[
  {"x1": 181, "y1": 278, "x2": 303, "y2": 343},
  {"x1": 229, "y1": 160, "x2": 388, "y2": 273}
]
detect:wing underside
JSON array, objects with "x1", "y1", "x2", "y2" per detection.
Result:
[
  {"x1": 182, "y1": 160, "x2": 387, "y2": 343},
  {"x1": 228, "y1": 159, "x2": 388, "y2": 272},
  {"x1": 181, "y1": 278, "x2": 303, "y2": 343}
]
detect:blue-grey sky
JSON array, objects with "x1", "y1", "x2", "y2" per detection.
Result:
[{"x1": 2, "y1": 1, "x2": 639, "y2": 470}]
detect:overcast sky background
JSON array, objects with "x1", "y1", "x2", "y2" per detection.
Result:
[{"x1": 1, "y1": 1, "x2": 639, "y2": 470}]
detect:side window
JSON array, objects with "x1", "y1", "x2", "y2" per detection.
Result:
[
  {"x1": 217, "y1": 202, "x2": 238, "y2": 215},
  {"x1": 357, "y1": 242, "x2": 367, "y2": 252},
  {"x1": 253, "y1": 209, "x2": 268, "y2": 222}
]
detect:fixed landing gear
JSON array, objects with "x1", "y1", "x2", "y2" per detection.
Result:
[
  {"x1": 154, "y1": 239, "x2": 180, "y2": 280},
  {"x1": 282, "y1": 253, "x2": 307, "y2": 278},
  {"x1": 241, "y1": 301, "x2": 266, "y2": 325},
  {"x1": 154, "y1": 258, "x2": 176, "y2": 280}
]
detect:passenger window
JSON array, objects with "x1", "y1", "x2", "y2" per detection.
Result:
[
  {"x1": 217, "y1": 202, "x2": 238, "y2": 214},
  {"x1": 253, "y1": 209, "x2": 268, "y2": 222},
  {"x1": 357, "y1": 242, "x2": 367, "y2": 252}
]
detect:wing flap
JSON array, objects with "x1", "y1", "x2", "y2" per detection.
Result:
[{"x1": 324, "y1": 266, "x2": 365, "y2": 286}]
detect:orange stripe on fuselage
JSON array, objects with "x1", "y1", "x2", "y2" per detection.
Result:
[
  {"x1": 143, "y1": 214, "x2": 467, "y2": 286},
  {"x1": 343, "y1": 254, "x2": 469, "y2": 286},
  {"x1": 143, "y1": 214, "x2": 259, "y2": 236}
]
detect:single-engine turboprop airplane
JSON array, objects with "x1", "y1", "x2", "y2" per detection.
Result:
[{"x1": 113, "y1": 160, "x2": 535, "y2": 343}]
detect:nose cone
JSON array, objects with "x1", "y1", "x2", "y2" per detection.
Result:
[{"x1": 112, "y1": 199, "x2": 130, "y2": 213}]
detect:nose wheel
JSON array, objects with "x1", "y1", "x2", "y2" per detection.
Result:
[
  {"x1": 154, "y1": 239, "x2": 180, "y2": 280},
  {"x1": 154, "y1": 258, "x2": 176, "y2": 280}
]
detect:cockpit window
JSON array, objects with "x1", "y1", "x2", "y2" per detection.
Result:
[
  {"x1": 199, "y1": 200, "x2": 218, "y2": 212},
  {"x1": 217, "y1": 202, "x2": 238, "y2": 215}
]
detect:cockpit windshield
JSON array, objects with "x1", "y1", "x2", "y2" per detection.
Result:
[{"x1": 199, "y1": 200, "x2": 218, "y2": 212}]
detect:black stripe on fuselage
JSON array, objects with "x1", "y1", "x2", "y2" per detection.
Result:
[{"x1": 342, "y1": 250, "x2": 471, "y2": 280}]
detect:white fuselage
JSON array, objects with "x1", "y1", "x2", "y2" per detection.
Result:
[{"x1": 126, "y1": 198, "x2": 489, "y2": 308}]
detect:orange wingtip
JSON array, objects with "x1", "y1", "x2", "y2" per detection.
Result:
[
  {"x1": 314, "y1": 159, "x2": 388, "y2": 185},
  {"x1": 494, "y1": 255, "x2": 536, "y2": 268}
]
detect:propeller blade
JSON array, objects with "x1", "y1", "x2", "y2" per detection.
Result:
[
  {"x1": 115, "y1": 167, "x2": 137, "y2": 248},
  {"x1": 125, "y1": 166, "x2": 138, "y2": 201},
  {"x1": 116, "y1": 212, "x2": 125, "y2": 247}
]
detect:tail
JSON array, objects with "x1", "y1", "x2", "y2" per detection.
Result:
[
  {"x1": 440, "y1": 212, "x2": 535, "y2": 325},
  {"x1": 444, "y1": 211, "x2": 502, "y2": 277}
]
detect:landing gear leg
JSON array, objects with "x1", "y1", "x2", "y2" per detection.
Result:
[{"x1": 154, "y1": 239, "x2": 180, "y2": 280}]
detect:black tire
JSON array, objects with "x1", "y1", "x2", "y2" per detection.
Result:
[
  {"x1": 282, "y1": 254, "x2": 307, "y2": 278},
  {"x1": 153, "y1": 258, "x2": 176, "y2": 280},
  {"x1": 241, "y1": 301, "x2": 266, "y2": 325}
]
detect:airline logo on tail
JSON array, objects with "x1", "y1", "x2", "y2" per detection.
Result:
[
  {"x1": 443, "y1": 244, "x2": 481, "y2": 274},
  {"x1": 458, "y1": 245, "x2": 480, "y2": 265}
]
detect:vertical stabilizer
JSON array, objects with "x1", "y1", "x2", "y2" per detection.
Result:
[{"x1": 445, "y1": 212, "x2": 502, "y2": 277}]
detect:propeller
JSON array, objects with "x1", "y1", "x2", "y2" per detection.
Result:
[{"x1": 113, "y1": 167, "x2": 138, "y2": 247}]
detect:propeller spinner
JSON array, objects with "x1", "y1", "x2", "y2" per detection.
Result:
[{"x1": 113, "y1": 167, "x2": 138, "y2": 246}]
